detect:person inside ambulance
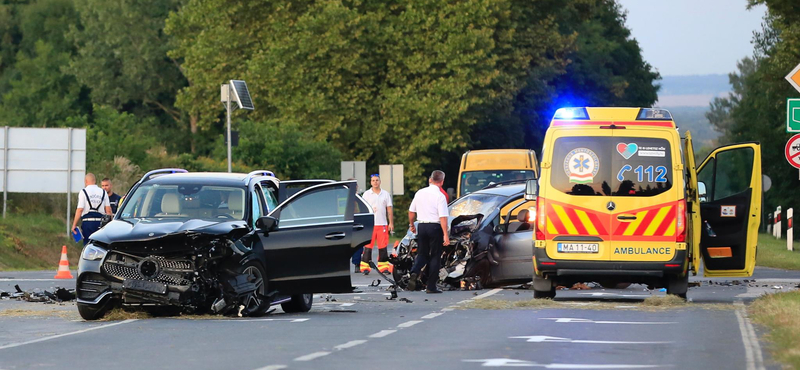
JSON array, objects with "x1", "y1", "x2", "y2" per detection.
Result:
[{"x1": 71, "y1": 173, "x2": 112, "y2": 245}]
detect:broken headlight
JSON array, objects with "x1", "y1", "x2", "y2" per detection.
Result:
[{"x1": 81, "y1": 244, "x2": 107, "y2": 261}]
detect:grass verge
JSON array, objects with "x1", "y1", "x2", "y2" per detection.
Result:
[
  {"x1": 756, "y1": 233, "x2": 800, "y2": 270},
  {"x1": 749, "y1": 291, "x2": 800, "y2": 369},
  {"x1": 0, "y1": 214, "x2": 76, "y2": 271},
  {"x1": 461, "y1": 295, "x2": 732, "y2": 311}
]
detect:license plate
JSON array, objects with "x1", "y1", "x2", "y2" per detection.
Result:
[
  {"x1": 557, "y1": 243, "x2": 599, "y2": 253},
  {"x1": 123, "y1": 279, "x2": 167, "y2": 294}
]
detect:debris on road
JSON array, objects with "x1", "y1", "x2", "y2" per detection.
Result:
[
  {"x1": 3, "y1": 284, "x2": 76, "y2": 304},
  {"x1": 399, "y1": 297, "x2": 413, "y2": 303}
]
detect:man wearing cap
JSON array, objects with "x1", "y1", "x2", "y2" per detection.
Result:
[
  {"x1": 360, "y1": 174, "x2": 394, "y2": 274},
  {"x1": 407, "y1": 170, "x2": 450, "y2": 293}
]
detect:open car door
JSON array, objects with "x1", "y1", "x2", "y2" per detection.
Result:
[
  {"x1": 683, "y1": 132, "x2": 702, "y2": 275},
  {"x1": 694, "y1": 142, "x2": 761, "y2": 277},
  {"x1": 259, "y1": 181, "x2": 357, "y2": 294}
]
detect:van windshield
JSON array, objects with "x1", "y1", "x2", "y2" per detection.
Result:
[
  {"x1": 550, "y1": 136, "x2": 672, "y2": 197},
  {"x1": 460, "y1": 170, "x2": 535, "y2": 196}
]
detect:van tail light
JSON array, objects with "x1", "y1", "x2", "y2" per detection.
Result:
[
  {"x1": 535, "y1": 199, "x2": 546, "y2": 240},
  {"x1": 676, "y1": 199, "x2": 686, "y2": 242}
]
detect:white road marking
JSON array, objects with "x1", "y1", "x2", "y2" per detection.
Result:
[
  {"x1": 422, "y1": 312, "x2": 443, "y2": 319},
  {"x1": 397, "y1": 320, "x2": 423, "y2": 328},
  {"x1": 0, "y1": 319, "x2": 137, "y2": 351},
  {"x1": 339, "y1": 303, "x2": 355, "y2": 307},
  {"x1": 369, "y1": 330, "x2": 397, "y2": 338},
  {"x1": 510, "y1": 336, "x2": 673, "y2": 344},
  {"x1": 441, "y1": 306, "x2": 457, "y2": 311},
  {"x1": 294, "y1": 351, "x2": 331, "y2": 361},
  {"x1": 540, "y1": 318, "x2": 676, "y2": 325},
  {"x1": 734, "y1": 302, "x2": 766, "y2": 370},
  {"x1": 462, "y1": 358, "x2": 661, "y2": 368},
  {"x1": 252, "y1": 365, "x2": 287, "y2": 370},
  {"x1": 458, "y1": 300, "x2": 473, "y2": 304},
  {"x1": 577, "y1": 292, "x2": 652, "y2": 298},
  {"x1": 210, "y1": 318, "x2": 309, "y2": 322},
  {"x1": 473, "y1": 288, "x2": 503, "y2": 300},
  {"x1": 334, "y1": 340, "x2": 368, "y2": 350}
]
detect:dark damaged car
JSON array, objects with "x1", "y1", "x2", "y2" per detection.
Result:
[
  {"x1": 392, "y1": 182, "x2": 535, "y2": 290},
  {"x1": 76, "y1": 169, "x2": 373, "y2": 320}
]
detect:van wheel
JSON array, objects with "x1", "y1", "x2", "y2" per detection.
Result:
[
  {"x1": 666, "y1": 273, "x2": 688, "y2": 299},
  {"x1": 533, "y1": 287, "x2": 556, "y2": 299},
  {"x1": 281, "y1": 293, "x2": 313, "y2": 313}
]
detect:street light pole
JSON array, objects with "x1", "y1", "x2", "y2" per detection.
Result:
[{"x1": 226, "y1": 83, "x2": 232, "y2": 173}]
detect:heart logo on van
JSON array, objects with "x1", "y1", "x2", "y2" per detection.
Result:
[{"x1": 616, "y1": 143, "x2": 638, "y2": 159}]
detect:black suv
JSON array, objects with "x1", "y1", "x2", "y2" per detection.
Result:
[{"x1": 76, "y1": 169, "x2": 373, "y2": 320}]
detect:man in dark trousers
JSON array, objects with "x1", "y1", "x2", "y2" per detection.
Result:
[
  {"x1": 71, "y1": 173, "x2": 112, "y2": 245},
  {"x1": 407, "y1": 170, "x2": 450, "y2": 293},
  {"x1": 101, "y1": 178, "x2": 122, "y2": 214}
]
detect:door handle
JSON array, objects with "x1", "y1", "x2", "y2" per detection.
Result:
[
  {"x1": 617, "y1": 215, "x2": 637, "y2": 221},
  {"x1": 325, "y1": 232, "x2": 346, "y2": 240},
  {"x1": 353, "y1": 224, "x2": 365, "y2": 231}
]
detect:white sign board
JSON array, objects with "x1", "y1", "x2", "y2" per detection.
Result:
[
  {"x1": 379, "y1": 164, "x2": 404, "y2": 195},
  {"x1": 0, "y1": 127, "x2": 86, "y2": 193},
  {"x1": 340, "y1": 161, "x2": 366, "y2": 193}
]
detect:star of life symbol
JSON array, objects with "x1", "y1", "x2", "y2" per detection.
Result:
[{"x1": 564, "y1": 148, "x2": 599, "y2": 184}]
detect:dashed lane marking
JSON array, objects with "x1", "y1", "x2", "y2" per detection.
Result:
[
  {"x1": 397, "y1": 320, "x2": 423, "y2": 328},
  {"x1": 472, "y1": 288, "x2": 503, "y2": 300},
  {"x1": 369, "y1": 330, "x2": 397, "y2": 338},
  {"x1": 334, "y1": 340, "x2": 368, "y2": 350},
  {"x1": 0, "y1": 319, "x2": 137, "y2": 351},
  {"x1": 422, "y1": 312, "x2": 443, "y2": 319},
  {"x1": 734, "y1": 302, "x2": 766, "y2": 370},
  {"x1": 252, "y1": 365, "x2": 287, "y2": 370},
  {"x1": 294, "y1": 352, "x2": 331, "y2": 361},
  {"x1": 540, "y1": 318, "x2": 676, "y2": 325}
]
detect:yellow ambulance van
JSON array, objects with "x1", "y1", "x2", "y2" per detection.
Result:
[
  {"x1": 528, "y1": 107, "x2": 761, "y2": 298},
  {"x1": 458, "y1": 149, "x2": 538, "y2": 198}
]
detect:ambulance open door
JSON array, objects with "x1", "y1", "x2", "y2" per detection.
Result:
[{"x1": 693, "y1": 142, "x2": 761, "y2": 277}]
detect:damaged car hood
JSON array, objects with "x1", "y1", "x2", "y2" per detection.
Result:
[{"x1": 90, "y1": 218, "x2": 250, "y2": 247}]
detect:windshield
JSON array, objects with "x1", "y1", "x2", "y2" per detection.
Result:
[
  {"x1": 460, "y1": 170, "x2": 535, "y2": 196},
  {"x1": 449, "y1": 193, "x2": 507, "y2": 218},
  {"x1": 550, "y1": 136, "x2": 673, "y2": 197},
  {"x1": 119, "y1": 184, "x2": 247, "y2": 221}
]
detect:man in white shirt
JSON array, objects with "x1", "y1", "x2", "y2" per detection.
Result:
[
  {"x1": 71, "y1": 173, "x2": 112, "y2": 245},
  {"x1": 360, "y1": 174, "x2": 394, "y2": 274},
  {"x1": 407, "y1": 170, "x2": 450, "y2": 293}
]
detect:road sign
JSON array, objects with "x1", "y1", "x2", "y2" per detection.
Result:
[
  {"x1": 379, "y1": 164, "x2": 404, "y2": 195},
  {"x1": 786, "y1": 134, "x2": 800, "y2": 169},
  {"x1": 786, "y1": 63, "x2": 800, "y2": 93},
  {"x1": 787, "y1": 98, "x2": 800, "y2": 133},
  {"x1": 341, "y1": 161, "x2": 366, "y2": 192}
]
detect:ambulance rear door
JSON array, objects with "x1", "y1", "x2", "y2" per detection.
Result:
[
  {"x1": 694, "y1": 143, "x2": 761, "y2": 277},
  {"x1": 683, "y1": 132, "x2": 702, "y2": 275}
]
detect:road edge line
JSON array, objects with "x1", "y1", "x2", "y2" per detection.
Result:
[
  {"x1": 734, "y1": 302, "x2": 766, "y2": 370},
  {"x1": 0, "y1": 319, "x2": 138, "y2": 351}
]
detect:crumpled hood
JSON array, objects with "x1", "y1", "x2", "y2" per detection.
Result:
[{"x1": 89, "y1": 218, "x2": 249, "y2": 246}]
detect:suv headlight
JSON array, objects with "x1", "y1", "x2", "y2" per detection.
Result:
[{"x1": 81, "y1": 244, "x2": 107, "y2": 261}]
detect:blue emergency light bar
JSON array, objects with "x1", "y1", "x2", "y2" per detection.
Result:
[
  {"x1": 553, "y1": 107, "x2": 590, "y2": 120},
  {"x1": 636, "y1": 108, "x2": 672, "y2": 120}
]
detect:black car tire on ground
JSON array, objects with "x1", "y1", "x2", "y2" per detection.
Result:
[
  {"x1": 77, "y1": 298, "x2": 117, "y2": 321},
  {"x1": 238, "y1": 261, "x2": 271, "y2": 316},
  {"x1": 281, "y1": 293, "x2": 313, "y2": 313},
  {"x1": 533, "y1": 287, "x2": 556, "y2": 299},
  {"x1": 666, "y1": 272, "x2": 689, "y2": 299}
]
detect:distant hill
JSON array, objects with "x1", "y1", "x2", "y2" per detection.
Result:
[{"x1": 653, "y1": 74, "x2": 731, "y2": 147}]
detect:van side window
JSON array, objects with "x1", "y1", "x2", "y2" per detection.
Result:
[{"x1": 698, "y1": 148, "x2": 753, "y2": 201}]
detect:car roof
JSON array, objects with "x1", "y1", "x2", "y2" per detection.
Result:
[
  {"x1": 144, "y1": 172, "x2": 253, "y2": 187},
  {"x1": 467, "y1": 183, "x2": 525, "y2": 198}
]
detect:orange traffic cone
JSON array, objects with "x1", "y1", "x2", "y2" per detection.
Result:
[{"x1": 54, "y1": 245, "x2": 74, "y2": 279}]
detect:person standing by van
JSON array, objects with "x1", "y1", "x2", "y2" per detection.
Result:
[
  {"x1": 71, "y1": 173, "x2": 112, "y2": 245},
  {"x1": 360, "y1": 174, "x2": 394, "y2": 274},
  {"x1": 407, "y1": 170, "x2": 450, "y2": 293}
]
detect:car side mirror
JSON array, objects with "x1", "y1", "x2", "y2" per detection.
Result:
[
  {"x1": 100, "y1": 214, "x2": 113, "y2": 227},
  {"x1": 698, "y1": 181, "x2": 707, "y2": 203},
  {"x1": 525, "y1": 179, "x2": 538, "y2": 201},
  {"x1": 256, "y1": 216, "x2": 279, "y2": 232}
]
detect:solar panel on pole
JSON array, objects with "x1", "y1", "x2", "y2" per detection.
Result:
[{"x1": 230, "y1": 80, "x2": 254, "y2": 110}]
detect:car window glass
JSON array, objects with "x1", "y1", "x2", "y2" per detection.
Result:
[
  {"x1": 699, "y1": 148, "x2": 753, "y2": 201},
  {"x1": 550, "y1": 136, "x2": 672, "y2": 197},
  {"x1": 278, "y1": 186, "x2": 350, "y2": 227},
  {"x1": 697, "y1": 157, "x2": 714, "y2": 203},
  {"x1": 460, "y1": 170, "x2": 535, "y2": 196},
  {"x1": 261, "y1": 182, "x2": 279, "y2": 211},
  {"x1": 449, "y1": 193, "x2": 506, "y2": 218},
  {"x1": 251, "y1": 187, "x2": 265, "y2": 228}
]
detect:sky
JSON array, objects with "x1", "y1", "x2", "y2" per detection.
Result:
[{"x1": 617, "y1": 0, "x2": 767, "y2": 76}]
